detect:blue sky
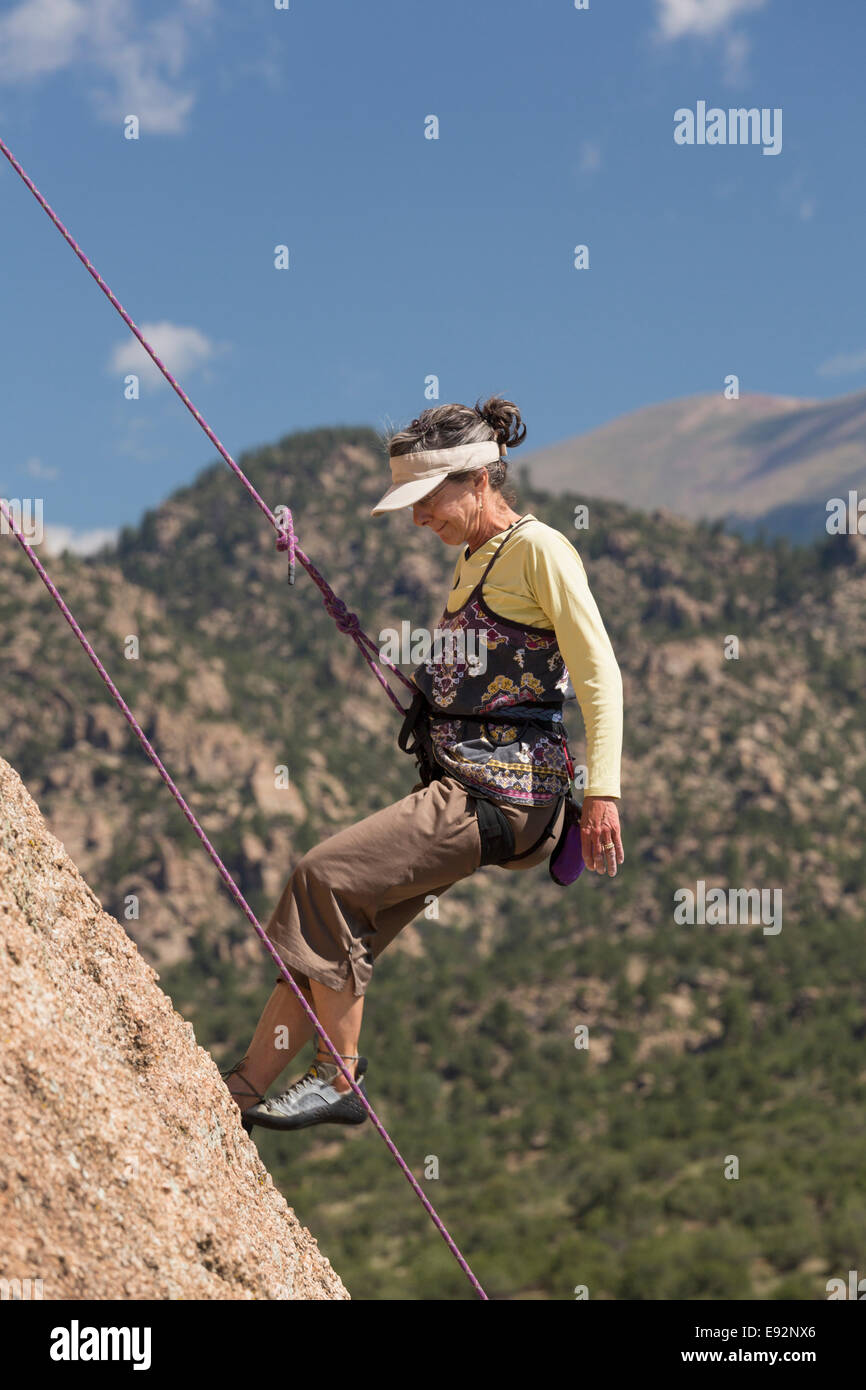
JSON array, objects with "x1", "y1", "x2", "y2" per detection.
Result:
[{"x1": 0, "y1": 0, "x2": 864, "y2": 551}]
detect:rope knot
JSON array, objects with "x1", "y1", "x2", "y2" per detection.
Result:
[
  {"x1": 275, "y1": 509, "x2": 296, "y2": 585},
  {"x1": 325, "y1": 594, "x2": 361, "y2": 634}
]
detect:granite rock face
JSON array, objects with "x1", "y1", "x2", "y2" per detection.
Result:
[{"x1": 0, "y1": 756, "x2": 349, "y2": 1301}]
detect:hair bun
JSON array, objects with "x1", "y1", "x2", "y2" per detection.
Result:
[
  {"x1": 474, "y1": 408, "x2": 502, "y2": 444},
  {"x1": 474, "y1": 394, "x2": 526, "y2": 450}
]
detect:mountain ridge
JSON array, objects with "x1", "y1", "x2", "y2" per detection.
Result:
[{"x1": 522, "y1": 387, "x2": 866, "y2": 541}]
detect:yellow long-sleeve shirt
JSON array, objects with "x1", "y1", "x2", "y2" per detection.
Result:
[{"x1": 443, "y1": 513, "x2": 623, "y2": 799}]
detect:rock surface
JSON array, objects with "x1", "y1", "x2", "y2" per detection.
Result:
[{"x1": 0, "y1": 756, "x2": 349, "y2": 1301}]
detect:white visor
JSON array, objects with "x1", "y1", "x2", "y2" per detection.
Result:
[{"x1": 370, "y1": 441, "x2": 504, "y2": 516}]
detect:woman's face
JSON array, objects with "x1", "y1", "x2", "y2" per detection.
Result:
[{"x1": 412, "y1": 476, "x2": 480, "y2": 543}]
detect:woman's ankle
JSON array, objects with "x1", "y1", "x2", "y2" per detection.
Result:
[
  {"x1": 316, "y1": 1051, "x2": 358, "y2": 1077},
  {"x1": 226, "y1": 1062, "x2": 266, "y2": 1108},
  {"x1": 227, "y1": 1083, "x2": 256, "y2": 1113}
]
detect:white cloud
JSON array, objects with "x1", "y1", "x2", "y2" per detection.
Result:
[
  {"x1": 108, "y1": 320, "x2": 221, "y2": 387},
  {"x1": 577, "y1": 140, "x2": 602, "y2": 175},
  {"x1": 42, "y1": 524, "x2": 118, "y2": 555},
  {"x1": 655, "y1": 0, "x2": 768, "y2": 41},
  {"x1": 778, "y1": 170, "x2": 816, "y2": 226},
  {"x1": 816, "y1": 349, "x2": 866, "y2": 379},
  {"x1": 0, "y1": 0, "x2": 87, "y2": 79},
  {"x1": 0, "y1": 0, "x2": 214, "y2": 134},
  {"x1": 654, "y1": 0, "x2": 767, "y2": 82},
  {"x1": 721, "y1": 30, "x2": 751, "y2": 83},
  {"x1": 25, "y1": 456, "x2": 60, "y2": 479}
]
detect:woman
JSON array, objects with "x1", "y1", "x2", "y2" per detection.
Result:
[{"x1": 224, "y1": 396, "x2": 624, "y2": 1132}]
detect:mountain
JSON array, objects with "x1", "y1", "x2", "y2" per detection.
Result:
[
  {"x1": 0, "y1": 754, "x2": 348, "y2": 1300},
  {"x1": 522, "y1": 388, "x2": 866, "y2": 542},
  {"x1": 2, "y1": 423, "x2": 866, "y2": 1299}
]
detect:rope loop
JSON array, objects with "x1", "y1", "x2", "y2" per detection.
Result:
[{"x1": 275, "y1": 509, "x2": 296, "y2": 586}]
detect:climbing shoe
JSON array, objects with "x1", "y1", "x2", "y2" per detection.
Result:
[{"x1": 243, "y1": 1057, "x2": 370, "y2": 1132}]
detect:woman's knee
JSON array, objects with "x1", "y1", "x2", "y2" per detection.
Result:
[
  {"x1": 292, "y1": 841, "x2": 364, "y2": 913},
  {"x1": 274, "y1": 969, "x2": 313, "y2": 994},
  {"x1": 290, "y1": 845, "x2": 330, "y2": 897}
]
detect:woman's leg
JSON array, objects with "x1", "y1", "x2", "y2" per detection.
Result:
[
  {"x1": 227, "y1": 778, "x2": 560, "y2": 1114},
  {"x1": 226, "y1": 976, "x2": 316, "y2": 1112},
  {"x1": 263, "y1": 776, "x2": 486, "y2": 1008},
  {"x1": 310, "y1": 973, "x2": 365, "y2": 1093},
  {"x1": 226, "y1": 969, "x2": 366, "y2": 1111}
]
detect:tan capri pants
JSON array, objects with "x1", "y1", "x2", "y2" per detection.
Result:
[{"x1": 265, "y1": 775, "x2": 566, "y2": 998}]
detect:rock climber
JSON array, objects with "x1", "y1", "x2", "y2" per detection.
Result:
[{"x1": 223, "y1": 395, "x2": 624, "y2": 1132}]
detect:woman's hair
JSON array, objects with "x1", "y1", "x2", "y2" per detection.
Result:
[{"x1": 385, "y1": 394, "x2": 525, "y2": 508}]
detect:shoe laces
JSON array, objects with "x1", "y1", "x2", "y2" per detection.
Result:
[{"x1": 268, "y1": 1065, "x2": 327, "y2": 1109}]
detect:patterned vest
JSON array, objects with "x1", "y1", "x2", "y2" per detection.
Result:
[{"x1": 411, "y1": 515, "x2": 574, "y2": 806}]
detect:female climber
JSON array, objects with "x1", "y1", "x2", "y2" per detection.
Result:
[{"x1": 223, "y1": 395, "x2": 624, "y2": 1132}]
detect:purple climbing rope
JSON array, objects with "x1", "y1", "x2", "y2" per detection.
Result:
[
  {"x1": 0, "y1": 135, "x2": 415, "y2": 717},
  {"x1": 0, "y1": 138, "x2": 487, "y2": 1301}
]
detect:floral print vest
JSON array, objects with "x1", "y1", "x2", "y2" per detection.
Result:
[{"x1": 411, "y1": 515, "x2": 573, "y2": 806}]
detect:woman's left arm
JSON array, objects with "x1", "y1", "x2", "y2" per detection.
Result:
[{"x1": 526, "y1": 534, "x2": 624, "y2": 877}]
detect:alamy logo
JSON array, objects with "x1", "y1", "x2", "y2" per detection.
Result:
[
  {"x1": 49, "y1": 1320, "x2": 151, "y2": 1370},
  {"x1": 379, "y1": 623, "x2": 489, "y2": 674},
  {"x1": 0, "y1": 497, "x2": 44, "y2": 544},
  {"x1": 826, "y1": 491, "x2": 866, "y2": 534},
  {"x1": 674, "y1": 880, "x2": 782, "y2": 935},
  {"x1": 674, "y1": 102, "x2": 782, "y2": 156},
  {"x1": 826, "y1": 1269, "x2": 866, "y2": 1299},
  {"x1": 0, "y1": 1277, "x2": 43, "y2": 1299}
]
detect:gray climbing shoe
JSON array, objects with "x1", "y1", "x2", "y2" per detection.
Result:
[{"x1": 244, "y1": 1057, "x2": 369, "y2": 1132}]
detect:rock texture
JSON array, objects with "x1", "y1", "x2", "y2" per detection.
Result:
[{"x1": 0, "y1": 756, "x2": 349, "y2": 1301}]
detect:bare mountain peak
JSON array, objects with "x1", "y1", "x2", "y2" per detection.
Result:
[{"x1": 524, "y1": 389, "x2": 864, "y2": 540}]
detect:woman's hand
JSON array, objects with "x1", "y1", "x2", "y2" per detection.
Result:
[{"x1": 580, "y1": 795, "x2": 624, "y2": 876}]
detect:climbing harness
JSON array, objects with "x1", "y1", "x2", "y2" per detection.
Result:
[
  {"x1": 0, "y1": 136, "x2": 487, "y2": 1300},
  {"x1": 410, "y1": 515, "x2": 575, "y2": 806},
  {"x1": 398, "y1": 690, "x2": 572, "y2": 868},
  {"x1": 394, "y1": 507, "x2": 586, "y2": 874}
]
